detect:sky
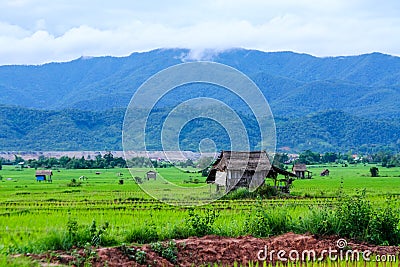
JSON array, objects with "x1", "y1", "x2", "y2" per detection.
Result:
[{"x1": 0, "y1": 0, "x2": 399, "y2": 65}]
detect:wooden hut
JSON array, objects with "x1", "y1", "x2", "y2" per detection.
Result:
[
  {"x1": 206, "y1": 151, "x2": 297, "y2": 193},
  {"x1": 292, "y1": 164, "x2": 312, "y2": 179},
  {"x1": 269, "y1": 165, "x2": 298, "y2": 193},
  {"x1": 35, "y1": 170, "x2": 53, "y2": 182},
  {"x1": 206, "y1": 151, "x2": 273, "y2": 192},
  {"x1": 146, "y1": 170, "x2": 157, "y2": 180}
]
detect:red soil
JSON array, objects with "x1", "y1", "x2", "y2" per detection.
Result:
[{"x1": 28, "y1": 233, "x2": 400, "y2": 266}]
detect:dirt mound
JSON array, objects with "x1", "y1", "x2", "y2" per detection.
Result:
[{"x1": 29, "y1": 233, "x2": 400, "y2": 266}]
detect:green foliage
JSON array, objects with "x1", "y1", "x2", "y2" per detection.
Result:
[
  {"x1": 88, "y1": 220, "x2": 110, "y2": 247},
  {"x1": 178, "y1": 159, "x2": 195, "y2": 168},
  {"x1": 296, "y1": 208, "x2": 341, "y2": 236},
  {"x1": 134, "y1": 176, "x2": 143, "y2": 184},
  {"x1": 222, "y1": 184, "x2": 278, "y2": 200},
  {"x1": 245, "y1": 200, "x2": 292, "y2": 237},
  {"x1": 223, "y1": 188, "x2": 256, "y2": 200},
  {"x1": 370, "y1": 167, "x2": 379, "y2": 177},
  {"x1": 26, "y1": 153, "x2": 126, "y2": 169},
  {"x1": 70, "y1": 243, "x2": 99, "y2": 266},
  {"x1": 197, "y1": 156, "x2": 215, "y2": 169},
  {"x1": 298, "y1": 150, "x2": 321, "y2": 164},
  {"x1": 367, "y1": 197, "x2": 400, "y2": 245},
  {"x1": 256, "y1": 184, "x2": 278, "y2": 198},
  {"x1": 0, "y1": 254, "x2": 39, "y2": 266},
  {"x1": 63, "y1": 219, "x2": 113, "y2": 249},
  {"x1": 124, "y1": 223, "x2": 158, "y2": 244},
  {"x1": 185, "y1": 208, "x2": 219, "y2": 236},
  {"x1": 1, "y1": 105, "x2": 400, "y2": 153},
  {"x1": 67, "y1": 178, "x2": 82, "y2": 187},
  {"x1": 127, "y1": 157, "x2": 153, "y2": 168},
  {"x1": 150, "y1": 240, "x2": 178, "y2": 263},
  {"x1": 1, "y1": 165, "x2": 400, "y2": 255},
  {"x1": 121, "y1": 244, "x2": 147, "y2": 264},
  {"x1": 336, "y1": 190, "x2": 372, "y2": 240}
]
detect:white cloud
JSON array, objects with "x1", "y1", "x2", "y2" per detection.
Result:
[{"x1": 0, "y1": 0, "x2": 399, "y2": 65}]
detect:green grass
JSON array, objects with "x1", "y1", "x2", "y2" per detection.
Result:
[
  {"x1": 0, "y1": 164, "x2": 399, "y2": 260},
  {"x1": 291, "y1": 164, "x2": 400, "y2": 197}
]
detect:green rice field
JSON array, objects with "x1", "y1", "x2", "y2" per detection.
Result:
[{"x1": 0, "y1": 164, "x2": 399, "y2": 265}]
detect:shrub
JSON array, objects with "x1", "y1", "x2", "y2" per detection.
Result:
[
  {"x1": 185, "y1": 208, "x2": 219, "y2": 236},
  {"x1": 245, "y1": 206, "x2": 270, "y2": 237},
  {"x1": 296, "y1": 208, "x2": 341, "y2": 236},
  {"x1": 121, "y1": 244, "x2": 147, "y2": 264},
  {"x1": 134, "y1": 176, "x2": 143, "y2": 184},
  {"x1": 168, "y1": 223, "x2": 192, "y2": 239},
  {"x1": 245, "y1": 200, "x2": 292, "y2": 237},
  {"x1": 150, "y1": 240, "x2": 178, "y2": 263},
  {"x1": 256, "y1": 184, "x2": 278, "y2": 198},
  {"x1": 125, "y1": 223, "x2": 158, "y2": 244},
  {"x1": 370, "y1": 167, "x2": 379, "y2": 177},
  {"x1": 367, "y1": 197, "x2": 400, "y2": 245},
  {"x1": 222, "y1": 184, "x2": 278, "y2": 200},
  {"x1": 336, "y1": 190, "x2": 372, "y2": 240},
  {"x1": 67, "y1": 178, "x2": 82, "y2": 187},
  {"x1": 223, "y1": 188, "x2": 256, "y2": 200}
]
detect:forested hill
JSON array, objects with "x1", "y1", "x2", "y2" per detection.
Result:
[
  {"x1": 0, "y1": 49, "x2": 400, "y2": 119},
  {"x1": 1, "y1": 48, "x2": 400, "y2": 152},
  {"x1": 0, "y1": 106, "x2": 399, "y2": 153}
]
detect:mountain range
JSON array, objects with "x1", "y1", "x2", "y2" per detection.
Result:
[{"x1": 0, "y1": 48, "x2": 399, "y2": 153}]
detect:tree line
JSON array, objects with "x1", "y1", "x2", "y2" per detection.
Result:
[
  {"x1": 1, "y1": 150, "x2": 399, "y2": 171},
  {"x1": 21, "y1": 152, "x2": 126, "y2": 169},
  {"x1": 274, "y1": 150, "x2": 400, "y2": 167}
]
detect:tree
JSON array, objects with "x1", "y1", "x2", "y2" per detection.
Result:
[
  {"x1": 273, "y1": 153, "x2": 289, "y2": 169},
  {"x1": 103, "y1": 152, "x2": 114, "y2": 168},
  {"x1": 299, "y1": 150, "x2": 320, "y2": 164},
  {"x1": 14, "y1": 155, "x2": 24, "y2": 164},
  {"x1": 321, "y1": 152, "x2": 338, "y2": 163},
  {"x1": 185, "y1": 159, "x2": 194, "y2": 168},
  {"x1": 0, "y1": 158, "x2": 2, "y2": 170},
  {"x1": 197, "y1": 156, "x2": 214, "y2": 169},
  {"x1": 370, "y1": 167, "x2": 379, "y2": 177}
]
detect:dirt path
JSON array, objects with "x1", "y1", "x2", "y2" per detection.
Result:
[{"x1": 29, "y1": 233, "x2": 400, "y2": 266}]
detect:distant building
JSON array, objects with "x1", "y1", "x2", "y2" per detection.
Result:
[
  {"x1": 320, "y1": 169, "x2": 330, "y2": 176},
  {"x1": 146, "y1": 170, "x2": 157, "y2": 180},
  {"x1": 292, "y1": 164, "x2": 312, "y2": 179},
  {"x1": 35, "y1": 170, "x2": 53, "y2": 182}
]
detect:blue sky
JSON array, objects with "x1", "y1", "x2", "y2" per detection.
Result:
[{"x1": 0, "y1": 0, "x2": 399, "y2": 65}]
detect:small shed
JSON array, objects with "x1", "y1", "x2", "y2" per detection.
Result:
[
  {"x1": 206, "y1": 151, "x2": 272, "y2": 192},
  {"x1": 320, "y1": 169, "x2": 330, "y2": 176},
  {"x1": 146, "y1": 170, "x2": 157, "y2": 180},
  {"x1": 292, "y1": 164, "x2": 312, "y2": 179},
  {"x1": 36, "y1": 170, "x2": 53, "y2": 182},
  {"x1": 17, "y1": 162, "x2": 25, "y2": 169}
]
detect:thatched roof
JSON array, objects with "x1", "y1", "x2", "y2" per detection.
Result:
[
  {"x1": 35, "y1": 170, "x2": 53, "y2": 176},
  {"x1": 206, "y1": 151, "x2": 297, "y2": 184},
  {"x1": 210, "y1": 151, "x2": 271, "y2": 171},
  {"x1": 292, "y1": 164, "x2": 307, "y2": 172}
]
